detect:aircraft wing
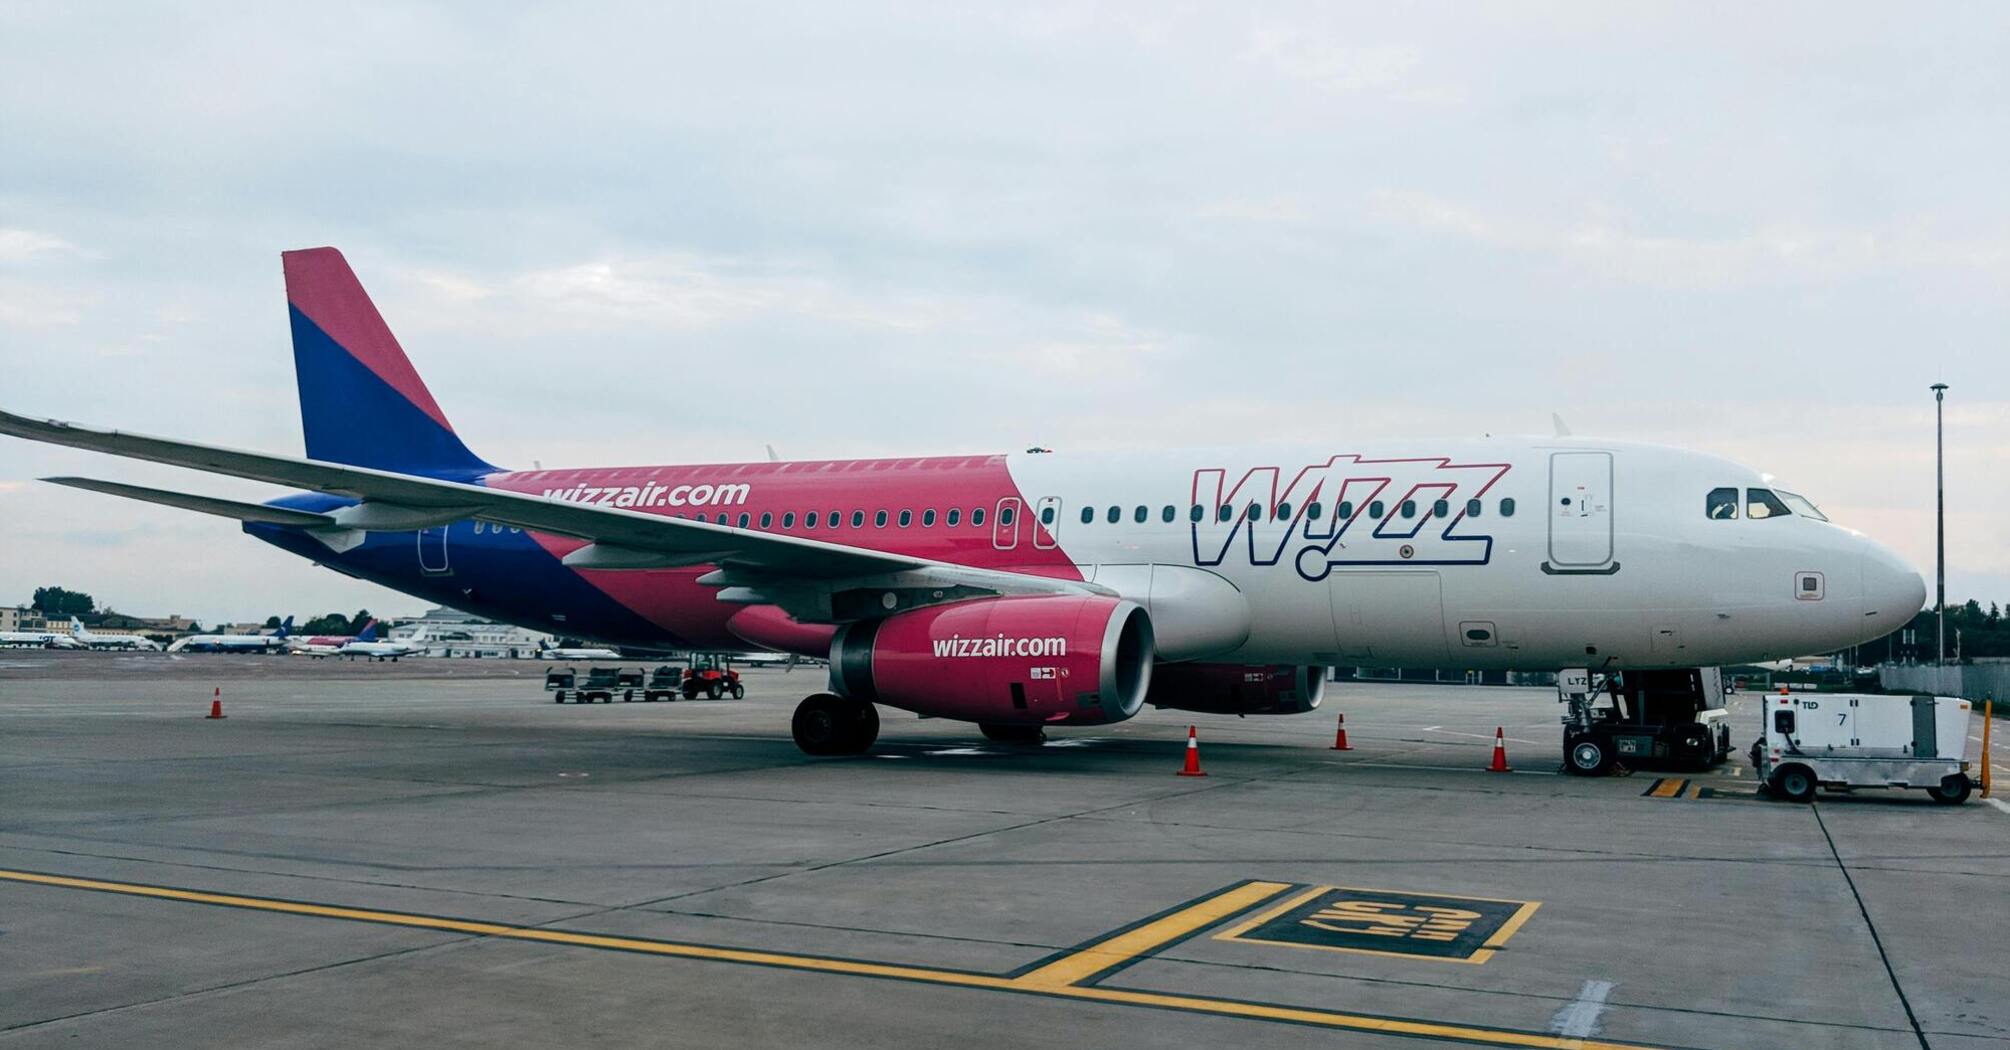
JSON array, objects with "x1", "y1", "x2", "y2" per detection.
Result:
[
  {"x1": 1, "y1": 408, "x2": 1101, "y2": 617},
  {"x1": 43, "y1": 477, "x2": 340, "y2": 527}
]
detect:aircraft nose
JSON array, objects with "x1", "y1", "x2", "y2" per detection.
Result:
[{"x1": 1861, "y1": 541, "x2": 1927, "y2": 628}]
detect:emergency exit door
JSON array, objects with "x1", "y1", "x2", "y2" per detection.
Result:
[
  {"x1": 418, "y1": 526, "x2": 452, "y2": 576},
  {"x1": 1545, "y1": 452, "x2": 1615, "y2": 573}
]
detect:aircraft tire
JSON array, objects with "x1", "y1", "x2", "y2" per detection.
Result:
[
  {"x1": 1564, "y1": 735, "x2": 1611, "y2": 776},
  {"x1": 793, "y1": 694, "x2": 852, "y2": 756},
  {"x1": 979, "y1": 723, "x2": 1046, "y2": 745}
]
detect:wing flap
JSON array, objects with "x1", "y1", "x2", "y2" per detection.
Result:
[{"x1": 43, "y1": 477, "x2": 339, "y2": 527}]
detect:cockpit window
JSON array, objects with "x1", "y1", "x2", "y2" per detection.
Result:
[
  {"x1": 1706, "y1": 487, "x2": 1739, "y2": 520},
  {"x1": 1746, "y1": 488, "x2": 1791, "y2": 520},
  {"x1": 1775, "y1": 491, "x2": 1828, "y2": 521}
]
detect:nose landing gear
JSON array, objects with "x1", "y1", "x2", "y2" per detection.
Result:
[{"x1": 791, "y1": 693, "x2": 879, "y2": 756}]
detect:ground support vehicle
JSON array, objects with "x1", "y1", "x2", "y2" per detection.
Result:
[
  {"x1": 643, "y1": 666, "x2": 682, "y2": 702},
  {"x1": 613, "y1": 668, "x2": 645, "y2": 701},
  {"x1": 545, "y1": 668, "x2": 575, "y2": 703},
  {"x1": 1754, "y1": 692, "x2": 1974, "y2": 804},
  {"x1": 1558, "y1": 667, "x2": 1733, "y2": 776},
  {"x1": 682, "y1": 655, "x2": 745, "y2": 700}
]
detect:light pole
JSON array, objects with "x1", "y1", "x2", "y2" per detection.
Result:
[{"x1": 1932, "y1": 383, "x2": 1947, "y2": 666}]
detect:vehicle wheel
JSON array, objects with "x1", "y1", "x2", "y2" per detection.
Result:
[
  {"x1": 980, "y1": 723, "x2": 1046, "y2": 745},
  {"x1": 683, "y1": 685, "x2": 699, "y2": 700},
  {"x1": 1927, "y1": 773, "x2": 1971, "y2": 805},
  {"x1": 1564, "y1": 735, "x2": 1612, "y2": 776},
  {"x1": 707, "y1": 682, "x2": 723, "y2": 700},
  {"x1": 793, "y1": 693, "x2": 853, "y2": 756},
  {"x1": 553, "y1": 691, "x2": 566, "y2": 703},
  {"x1": 730, "y1": 683, "x2": 745, "y2": 700},
  {"x1": 622, "y1": 691, "x2": 634, "y2": 702},
  {"x1": 1773, "y1": 765, "x2": 1817, "y2": 804}
]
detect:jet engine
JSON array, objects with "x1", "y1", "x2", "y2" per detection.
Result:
[
  {"x1": 1146, "y1": 663, "x2": 1326, "y2": 716},
  {"x1": 830, "y1": 595, "x2": 1153, "y2": 726}
]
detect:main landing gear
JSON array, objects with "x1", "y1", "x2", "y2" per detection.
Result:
[{"x1": 791, "y1": 693, "x2": 879, "y2": 756}]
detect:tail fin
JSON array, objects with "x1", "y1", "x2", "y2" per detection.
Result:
[
  {"x1": 356, "y1": 620, "x2": 378, "y2": 642},
  {"x1": 282, "y1": 248, "x2": 496, "y2": 478},
  {"x1": 275, "y1": 615, "x2": 293, "y2": 639},
  {"x1": 70, "y1": 617, "x2": 85, "y2": 637}
]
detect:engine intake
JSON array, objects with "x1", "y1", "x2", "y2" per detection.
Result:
[
  {"x1": 831, "y1": 595, "x2": 1153, "y2": 726},
  {"x1": 1146, "y1": 663, "x2": 1326, "y2": 716}
]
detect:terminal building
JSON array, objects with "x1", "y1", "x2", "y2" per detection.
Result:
[{"x1": 388, "y1": 607, "x2": 553, "y2": 658}]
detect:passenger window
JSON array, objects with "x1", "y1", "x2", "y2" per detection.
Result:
[
  {"x1": 1247, "y1": 502, "x2": 1262, "y2": 522},
  {"x1": 946, "y1": 508, "x2": 960, "y2": 527},
  {"x1": 1432, "y1": 499, "x2": 1449, "y2": 519},
  {"x1": 922, "y1": 509, "x2": 936, "y2": 527},
  {"x1": 972, "y1": 508, "x2": 986, "y2": 527},
  {"x1": 898, "y1": 509, "x2": 913, "y2": 527},
  {"x1": 827, "y1": 511, "x2": 840, "y2": 529},
  {"x1": 716, "y1": 513, "x2": 729, "y2": 525},
  {"x1": 1306, "y1": 502, "x2": 1323, "y2": 520},
  {"x1": 1081, "y1": 506, "x2": 1095, "y2": 524},
  {"x1": 1161, "y1": 505, "x2": 1175, "y2": 523},
  {"x1": 803, "y1": 512, "x2": 816, "y2": 530},
  {"x1": 738, "y1": 513, "x2": 751, "y2": 528},
  {"x1": 759, "y1": 512, "x2": 773, "y2": 529},
  {"x1": 874, "y1": 510, "x2": 888, "y2": 527},
  {"x1": 1277, "y1": 501, "x2": 1292, "y2": 520},
  {"x1": 1189, "y1": 505, "x2": 1204, "y2": 523},
  {"x1": 1133, "y1": 505, "x2": 1147, "y2": 523},
  {"x1": 1368, "y1": 500, "x2": 1385, "y2": 519},
  {"x1": 1338, "y1": 500, "x2": 1354, "y2": 520},
  {"x1": 851, "y1": 510, "x2": 865, "y2": 528},
  {"x1": 1000, "y1": 506, "x2": 1015, "y2": 526},
  {"x1": 1399, "y1": 500, "x2": 1415, "y2": 519},
  {"x1": 1039, "y1": 505, "x2": 1055, "y2": 526},
  {"x1": 1466, "y1": 498, "x2": 1481, "y2": 517},
  {"x1": 1773, "y1": 710, "x2": 1796, "y2": 735},
  {"x1": 1107, "y1": 505, "x2": 1121, "y2": 524},
  {"x1": 1500, "y1": 497, "x2": 1516, "y2": 517},
  {"x1": 783, "y1": 512, "x2": 796, "y2": 528},
  {"x1": 1747, "y1": 488, "x2": 1790, "y2": 520},
  {"x1": 1218, "y1": 505, "x2": 1233, "y2": 522},
  {"x1": 1707, "y1": 487, "x2": 1740, "y2": 520}
]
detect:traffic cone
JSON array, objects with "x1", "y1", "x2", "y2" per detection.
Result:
[
  {"x1": 1486, "y1": 726, "x2": 1509, "y2": 772},
  {"x1": 206, "y1": 687, "x2": 226, "y2": 720},
  {"x1": 1177, "y1": 725, "x2": 1207, "y2": 777},
  {"x1": 1330, "y1": 712, "x2": 1353, "y2": 751}
]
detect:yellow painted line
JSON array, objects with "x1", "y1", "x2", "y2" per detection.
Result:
[
  {"x1": 1013, "y1": 880, "x2": 1292, "y2": 989},
  {"x1": 0, "y1": 868, "x2": 1658, "y2": 1050},
  {"x1": 1648, "y1": 778, "x2": 1685, "y2": 799},
  {"x1": 1683, "y1": 783, "x2": 1703, "y2": 800},
  {"x1": 1213, "y1": 885, "x2": 1541, "y2": 966}
]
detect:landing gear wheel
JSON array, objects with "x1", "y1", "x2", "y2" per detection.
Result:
[
  {"x1": 1773, "y1": 765, "x2": 1817, "y2": 804},
  {"x1": 1564, "y1": 735, "x2": 1612, "y2": 776},
  {"x1": 792, "y1": 694, "x2": 878, "y2": 756},
  {"x1": 979, "y1": 723, "x2": 1046, "y2": 745},
  {"x1": 1927, "y1": 773, "x2": 1971, "y2": 805}
]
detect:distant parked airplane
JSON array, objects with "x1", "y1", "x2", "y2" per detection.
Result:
[
  {"x1": 2, "y1": 247, "x2": 1926, "y2": 756},
  {"x1": 0, "y1": 627, "x2": 85, "y2": 649},
  {"x1": 167, "y1": 616, "x2": 291, "y2": 654},
  {"x1": 536, "y1": 639, "x2": 623, "y2": 660},
  {"x1": 71, "y1": 617, "x2": 164, "y2": 651},
  {"x1": 338, "y1": 623, "x2": 428, "y2": 661}
]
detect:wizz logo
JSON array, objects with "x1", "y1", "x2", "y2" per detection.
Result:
[{"x1": 1190, "y1": 456, "x2": 1510, "y2": 582}]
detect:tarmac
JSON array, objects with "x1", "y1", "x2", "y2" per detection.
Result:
[{"x1": 0, "y1": 651, "x2": 2002, "y2": 1049}]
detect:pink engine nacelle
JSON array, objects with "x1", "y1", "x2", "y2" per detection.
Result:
[
  {"x1": 830, "y1": 595, "x2": 1154, "y2": 726},
  {"x1": 1146, "y1": 663, "x2": 1326, "y2": 716}
]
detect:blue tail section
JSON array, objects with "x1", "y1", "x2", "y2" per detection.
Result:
[
  {"x1": 275, "y1": 615, "x2": 293, "y2": 639},
  {"x1": 283, "y1": 248, "x2": 496, "y2": 479},
  {"x1": 356, "y1": 620, "x2": 379, "y2": 642}
]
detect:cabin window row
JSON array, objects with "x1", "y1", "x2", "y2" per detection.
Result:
[{"x1": 1068, "y1": 497, "x2": 1517, "y2": 525}]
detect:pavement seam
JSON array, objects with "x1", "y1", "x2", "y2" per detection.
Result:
[{"x1": 1812, "y1": 805, "x2": 1930, "y2": 1050}]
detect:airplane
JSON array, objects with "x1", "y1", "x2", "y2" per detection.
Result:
[
  {"x1": 1, "y1": 247, "x2": 1926, "y2": 755},
  {"x1": 167, "y1": 616, "x2": 293, "y2": 654},
  {"x1": 537, "y1": 639, "x2": 623, "y2": 660},
  {"x1": 0, "y1": 628, "x2": 85, "y2": 649},
  {"x1": 70, "y1": 617, "x2": 164, "y2": 651},
  {"x1": 338, "y1": 623, "x2": 428, "y2": 661},
  {"x1": 289, "y1": 619, "x2": 372, "y2": 657}
]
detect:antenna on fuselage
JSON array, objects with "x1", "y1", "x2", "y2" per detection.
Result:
[
  {"x1": 1551, "y1": 414, "x2": 1572, "y2": 438},
  {"x1": 765, "y1": 445, "x2": 780, "y2": 462}
]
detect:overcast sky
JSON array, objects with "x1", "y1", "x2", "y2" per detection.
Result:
[{"x1": 2, "y1": 3, "x2": 2005, "y2": 627}]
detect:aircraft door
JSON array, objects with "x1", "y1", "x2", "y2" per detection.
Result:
[
  {"x1": 418, "y1": 526, "x2": 452, "y2": 576},
  {"x1": 1545, "y1": 452, "x2": 1615, "y2": 573},
  {"x1": 1032, "y1": 496, "x2": 1062, "y2": 550},
  {"x1": 991, "y1": 497, "x2": 1022, "y2": 551}
]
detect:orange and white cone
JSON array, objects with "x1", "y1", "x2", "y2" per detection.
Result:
[
  {"x1": 1486, "y1": 726, "x2": 1509, "y2": 773},
  {"x1": 1330, "y1": 712, "x2": 1353, "y2": 751},
  {"x1": 206, "y1": 686, "x2": 226, "y2": 720},
  {"x1": 1177, "y1": 725, "x2": 1208, "y2": 777}
]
